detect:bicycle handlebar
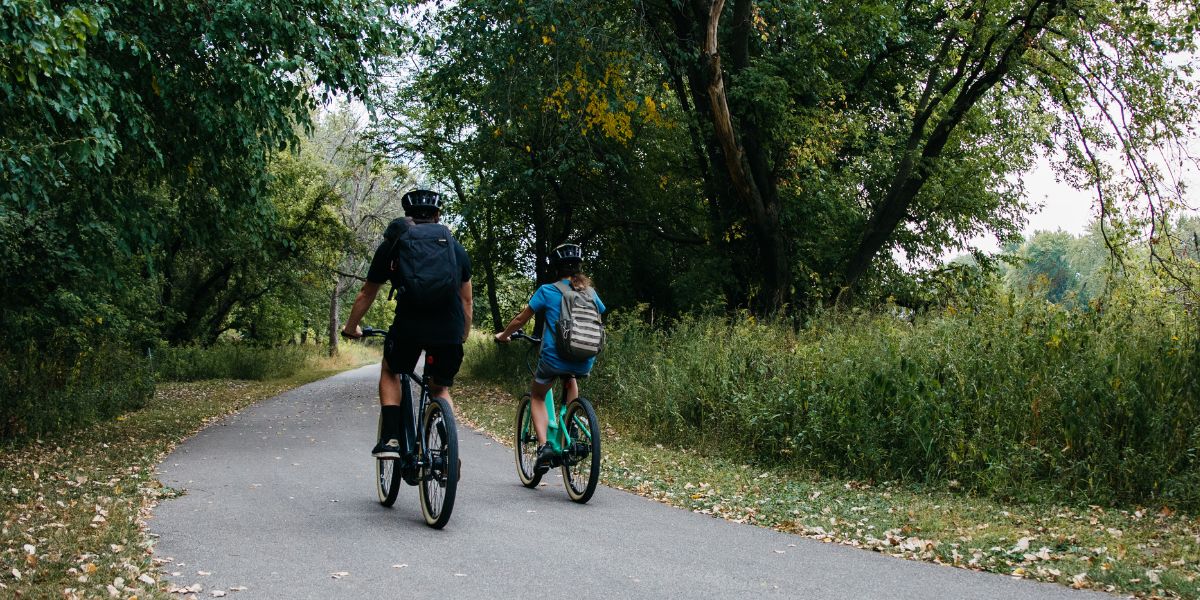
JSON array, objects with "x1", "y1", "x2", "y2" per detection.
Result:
[
  {"x1": 511, "y1": 330, "x2": 541, "y2": 344},
  {"x1": 341, "y1": 326, "x2": 387, "y2": 339}
]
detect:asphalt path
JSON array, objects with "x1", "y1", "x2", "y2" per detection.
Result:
[{"x1": 150, "y1": 365, "x2": 1115, "y2": 599}]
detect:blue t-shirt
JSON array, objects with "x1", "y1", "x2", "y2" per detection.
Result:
[{"x1": 529, "y1": 280, "x2": 606, "y2": 373}]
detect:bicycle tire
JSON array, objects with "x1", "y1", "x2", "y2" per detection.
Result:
[
  {"x1": 562, "y1": 397, "x2": 600, "y2": 503},
  {"x1": 418, "y1": 397, "x2": 458, "y2": 529},
  {"x1": 514, "y1": 393, "x2": 542, "y2": 488},
  {"x1": 374, "y1": 415, "x2": 402, "y2": 506}
]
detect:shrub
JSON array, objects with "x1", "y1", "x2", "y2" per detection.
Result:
[
  {"x1": 0, "y1": 342, "x2": 154, "y2": 439},
  {"x1": 468, "y1": 292, "x2": 1200, "y2": 509}
]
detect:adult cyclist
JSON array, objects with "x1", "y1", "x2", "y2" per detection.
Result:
[
  {"x1": 494, "y1": 243, "x2": 605, "y2": 473},
  {"x1": 341, "y1": 189, "x2": 472, "y2": 473}
]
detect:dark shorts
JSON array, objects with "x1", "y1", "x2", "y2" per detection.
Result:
[
  {"x1": 534, "y1": 356, "x2": 589, "y2": 386},
  {"x1": 384, "y1": 335, "x2": 464, "y2": 387}
]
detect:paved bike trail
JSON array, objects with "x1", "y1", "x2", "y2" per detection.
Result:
[{"x1": 150, "y1": 365, "x2": 1114, "y2": 600}]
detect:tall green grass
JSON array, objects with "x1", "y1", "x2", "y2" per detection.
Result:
[
  {"x1": 0, "y1": 343, "x2": 155, "y2": 438},
  {"x1": 466, "y1": 292, "x2": 1200, "y2": 509},
  {"x1": 153, "y1": 344, "x2": 314, "y2": 381}
]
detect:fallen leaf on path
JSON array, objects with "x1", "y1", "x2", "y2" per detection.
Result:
[{"x1": 1071, "y1": 573, "x2": 1088, "y2": 589}]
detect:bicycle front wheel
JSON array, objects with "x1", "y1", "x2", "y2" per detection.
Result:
[
  {"x1": 562, "y1": 397, "x2": 600, "y2": 503},
  {"x1": 418, "y1": 397, "x2": 458, "y2": 529},
  {"x1": 375, "y1": 415, "x2": 402, "y2": 506},
  {"x1": 514, "y1": 393, "x2": 541, "y2": 488}
]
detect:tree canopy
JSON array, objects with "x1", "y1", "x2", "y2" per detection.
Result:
[
  {"x1": 375, "y1": 0, "x2": 1200, "y2": 318},
  {"x1": 1, "y1": 0, "x2": 400, "y2": 349}
]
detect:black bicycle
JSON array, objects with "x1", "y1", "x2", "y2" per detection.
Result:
[
  {"x1": 352, "y1": 327, "x2": 459, "y2": 528},
  {"x1": 507, "y1": 331, "x2": 601, "y2": 503}
]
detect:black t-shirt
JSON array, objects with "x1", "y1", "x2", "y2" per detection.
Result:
[{"x1": 366, "y1": 218, "x2": 472, "y2": 345}]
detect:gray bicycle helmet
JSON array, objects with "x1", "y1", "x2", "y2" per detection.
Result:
[
  {"x1": 401, "y1": 189, "x2": 442, "y2": 214},
  {"x1": 551, "y1": 243, "x2": 583, "y2": 265}
]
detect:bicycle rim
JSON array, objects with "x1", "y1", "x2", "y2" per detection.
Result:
[
  {"x1": 562, "y1": 397, "x2": 600, "y2": 503},
  {"x1": 419, "y1": 397, "x2": 458, "y2": 528},
  {"x1": 375, "y1": 415, "x2": 402, "y2": 506},
  {"x1": 514, "y1": 394, "x2": 541, "y2": 487}
]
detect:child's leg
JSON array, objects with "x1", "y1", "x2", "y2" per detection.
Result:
[
  {"x1": 530, "y1": 378, "x2": 553, "y2": 445},
  {"x1": 563, "y1": 377, "x2": 579, "y2": 403}
]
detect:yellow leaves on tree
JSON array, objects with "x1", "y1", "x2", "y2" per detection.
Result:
[{"x1": 543, "y1": 60, "x2": 669, "y2": 144}]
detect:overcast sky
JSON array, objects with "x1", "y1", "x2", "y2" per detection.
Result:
[{"x1": 954, "y1": 138, "x2": 1200, "y2": 258}]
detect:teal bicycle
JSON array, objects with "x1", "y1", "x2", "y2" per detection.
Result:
[{"x1": 509, "y1": 331, "x2": 600, "y2": 503}]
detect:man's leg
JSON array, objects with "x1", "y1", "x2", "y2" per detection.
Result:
[
  {"x1": 563, "y1": 377, "x2": 579, "y2": 403},
  {"x1": 423, "y1": 344, "x2": 465, "y2": 413},
  {"x1": 379, "y1": 356, "x2": 402, "y2": 406},
  {"x1": 373, "y1": 358, "x2": 405, "y2": 458},
  {"x1": 376, "y1": 337, "x2": 420, "y2": 459},
  {"x1": 428, "y1": 383, "x2": 454, "y2": 411}
]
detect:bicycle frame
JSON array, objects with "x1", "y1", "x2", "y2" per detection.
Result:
[{"x1": 400, "y1": 371, "x2": 434, "y2": 474}]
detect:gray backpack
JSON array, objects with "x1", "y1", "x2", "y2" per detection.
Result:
[{"x1": 553, "y1": 282, "x2": 605, "y2": 361}]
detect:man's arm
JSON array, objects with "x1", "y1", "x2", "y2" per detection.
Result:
[
  {"x1": 342, "y1": 281, "x2": 383, "y2": 337},
  {"x1": 459, "y1": 280, "x2": 473, "y2": 342}
]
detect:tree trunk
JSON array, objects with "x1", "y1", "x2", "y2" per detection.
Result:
[
  {"x1": 328, "y1": 279, "x2": 340, "y2": 357},
  {"x1": 701, "y1": 0, "x2": 789, "y2": 312},
  {"x1": 484, "y1": 202, "x2": 503, "y2": 332}
]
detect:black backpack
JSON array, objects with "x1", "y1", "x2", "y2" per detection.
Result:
[{"x1": 382, "y1": 219, "x2": 460, "y2": 308}]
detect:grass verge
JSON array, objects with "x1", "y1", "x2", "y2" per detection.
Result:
[
  {"x1": 0, "y1": 349, "x2": 376, "y2": 599},
  {"x1": 453, "y1": 379, "x2": 1200, "y2": 600}
]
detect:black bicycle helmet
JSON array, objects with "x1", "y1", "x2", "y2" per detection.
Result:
[
  {"x1": 400, "y1": 189, "x2": 442, "y2": 214},
  {"x1": 551, "y1": 243, "x2": 583, "y2": 265}
]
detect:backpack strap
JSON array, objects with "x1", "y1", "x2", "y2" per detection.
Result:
[
  {"x1": 553, "y1": 281, "x2": 574, "y2": 296},
  {"x1": 382, "y1": 218, "x2": 412, "y2": 301}
]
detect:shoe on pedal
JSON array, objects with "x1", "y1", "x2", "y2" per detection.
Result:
[
  {"x1": 534, "y1": 444, "x2": 554, "y2": 474},
  {"x1": 372, "y1": 438, "x2": 401, "y2": 459}
]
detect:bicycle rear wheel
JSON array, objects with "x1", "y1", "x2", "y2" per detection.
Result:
[
  {"x1": 562, "y1": 397, "x2": 600, "y2": 503},
  {"x1": 514, "y1": 393, "x2": 541, "y2": 488},
  {"x1": 418, "y1": 397, "x2": 458, "y2": 529},
  {"x1": 375, "y1": 416, "x2": 402, "y2": 506}
]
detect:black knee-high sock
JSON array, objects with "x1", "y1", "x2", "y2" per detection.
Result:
[{"x1": 381, "y1": 405, "x2": 403, "y2": 442}]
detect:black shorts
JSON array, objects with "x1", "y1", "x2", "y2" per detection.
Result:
[{"x1": 383, "y1": 335, "x2": 464, "y2": 387}]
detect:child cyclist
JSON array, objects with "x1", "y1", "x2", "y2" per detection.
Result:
[{"x1": 494, "y1": 243, "x2": 606, "y2": 473}]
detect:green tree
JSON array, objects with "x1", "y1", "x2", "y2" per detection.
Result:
[
  {"x1": 1, "y1": 0, "x2": 400, "y2": 348},
  {"x1": 376, "y1": 0, "x2": 717, "y2": 325}
]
